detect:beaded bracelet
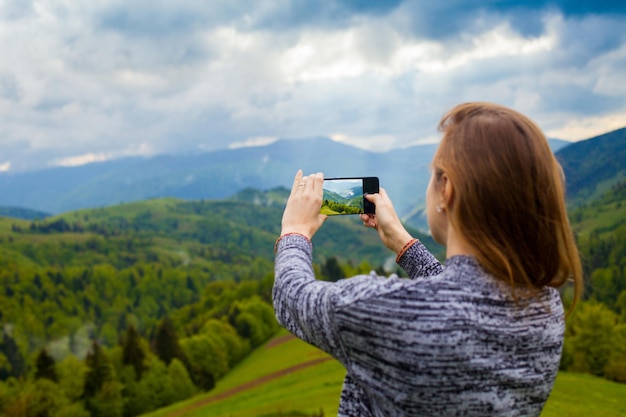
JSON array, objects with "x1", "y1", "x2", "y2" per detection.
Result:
[
  {"x1": 274, "y1": 232, "x2": 312, "y2": 254},
  {"x1": 395, "y1": 238, "x2": 419, "y2": 263}
]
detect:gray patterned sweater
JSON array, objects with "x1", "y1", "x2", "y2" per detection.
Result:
[{"x1": 273, "y1": 234, "x2": 564, "y2": 416}]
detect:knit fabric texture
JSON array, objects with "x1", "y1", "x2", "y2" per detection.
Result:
[{"x1": 273, "y1": 234, "x2": 564, "y2": 417}]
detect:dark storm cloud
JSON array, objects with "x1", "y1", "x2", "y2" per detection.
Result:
[
  {"x1": 95, "y1": 2, "x2": 223, "y2": 37},
  {"x1": 554, "y1": 14, "x2": 626, "y2": 60},
  {"x1": 396, "y1": 0, "x2": 626, "y2": 39},
  {"x1": 548, "y1": 0, "x2": 626, "y2": 15}
]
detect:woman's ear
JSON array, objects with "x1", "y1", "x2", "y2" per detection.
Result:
[{"x1": 440, "y1": 173, "x2": 454, "y2": 209}]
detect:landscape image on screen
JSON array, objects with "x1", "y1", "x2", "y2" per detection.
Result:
[{"x1": 321, "y1": 179, "x2": 364, "y2": 215}]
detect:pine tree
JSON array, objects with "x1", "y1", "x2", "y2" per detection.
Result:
[
  {"x1": 0, "y1": 332, "x2": 25, "y2": 379},
  {"x1": 35, "y1": 348, "x2": 58, "y2": 382},
  {"x1": 153, "y1": 317, "x2": 187, "y2": 367},
  {"x1": 322, "y1": 257, "x2": 344, "y2": 282},
  {"x1": 122, "y1": 325, "x2": 146, "y2": 380},
  {"x1": 83, "y1": 341, "x2": 112, "y2": 398}
]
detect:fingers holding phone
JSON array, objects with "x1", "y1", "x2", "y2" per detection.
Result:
[{"x1": 362, "y1": 188, "x2": 414, "y2": 255}]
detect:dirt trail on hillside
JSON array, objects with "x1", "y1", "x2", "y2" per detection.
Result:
[
  {"x1": 263, "y1": 333, "x2": 296, "y2": 349},
  {"x1": 165, "y1": 335, "x2": 332, "y2": 417}
]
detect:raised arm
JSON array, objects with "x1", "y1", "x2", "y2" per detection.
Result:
[{"x1": 360, "y1": 188, "x2": 443, "y2": 279}]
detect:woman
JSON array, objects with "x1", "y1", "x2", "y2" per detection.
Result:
[{"x1": 273, "y1": 102, "x2": 583, "y2": 416}]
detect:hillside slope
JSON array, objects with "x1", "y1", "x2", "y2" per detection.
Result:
[
  {"x1": 4, "y1": 191, "x2": 438, "y2": 267},
  {"x1": 0, "y1": 192, "x2": 442, "y2": 355},
  {"x1": 140, "y1": 331, "x2": 626, "y2": 417},
  {"x1": 556, "y1": 127, "x2": 626, "y2": 205}
]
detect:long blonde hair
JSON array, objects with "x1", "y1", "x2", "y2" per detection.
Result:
[{"x1": 434, "y1": 102, "x2": 583, "y2": 305}]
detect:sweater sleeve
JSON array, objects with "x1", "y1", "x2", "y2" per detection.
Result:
[
  {"x1": 396, "y1": 239, "x2": 443, "y2": 279},
  {"x1": 273, "y1": 234, "x2": 409, "y2": 362},
  {"x1": 272, "y1": 234, "x2": 345, "y2": 358}
]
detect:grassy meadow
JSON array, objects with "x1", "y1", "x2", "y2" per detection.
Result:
[
  {"x1": 142, "y1": 330, "x2": 626, "y2": 417},
  {"x1": 141, "y1": 329, "x2": 345, "y2": 417}
]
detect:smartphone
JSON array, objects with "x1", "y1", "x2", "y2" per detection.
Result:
[{"x1": 321, "y1": 177, "x2": 379, "y2": 215}]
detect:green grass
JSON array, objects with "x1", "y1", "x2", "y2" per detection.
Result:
[
  {"x1": 541, "y1": 372, "x2": 626, "y2": 417},
  {"x1": 140, "y1": 330, "x2": 345, "y2": 417},
  {"x1": 572, "y1": 200, "x2": 626, "y2": 240},
  {"x1": 142, "y1": 330, "x2": 626, "y2": 417}
]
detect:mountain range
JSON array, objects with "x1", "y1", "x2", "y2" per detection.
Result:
[{"x1": 0, "y1": 128, "x2": 623, "y2": 231}]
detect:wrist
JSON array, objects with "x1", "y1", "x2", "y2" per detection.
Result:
[
  {"x1": 388, "y1": 230, "x2": 415, "y2": 254},
  {"x1": 274, "y1": 232, "x2": 312, "y2": 254},
  {"x1": 280, "y1": 228, "x2": 312, "y2": 240},
  {"x1": 395, "y1": 238, "x2": 419, "y2": 263}
]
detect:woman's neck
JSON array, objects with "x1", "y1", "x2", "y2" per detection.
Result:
[{"x1": 445, "y1": 225, "x2": 477, "y2": 259}]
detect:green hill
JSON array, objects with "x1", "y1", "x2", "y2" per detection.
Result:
[
  {"x1": 0, "y1": 176, "x2": 623, "y2": 417},
  {"x1": 557, "y1": 127, "x2": 626, "y2": 206},
  {"x1": 0, "y1": 191, "x2": 441, "y2": 378},
  {"x1": 570, "y1": 180, "x2": 626, "y2": 240},
  {"x1": 139, "y1": 331, "x2": 626, "y2": 417},
  {"x1": 139, "y1": 178, "x2": 626, "y2": 417},
  {"x1": 141, "y1": 330, "x2": 345, "y2": 417},
  {"x1": 567, "y1": 180, "x2": 626, "y2": 315},
  {"x1": 2, "y1": 192, "x2": 439, "y2": 268}
]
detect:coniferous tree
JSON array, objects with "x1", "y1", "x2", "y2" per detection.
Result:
[
  {"x1": 321, "y1": 257, "x2": 344, "y2": 282},
  {"x1": 186, "y1": 274, "x2": 197, "y2": 292},
  {"x1": 122, "y1": 325, "x2": 146, "y2": 380},
  {"x1": 83, "y1": 341, "x2": 112, "y2": 398},
  {"x1": 83, "y1": 341, "x2": 123, "y2": 417},
  {"x1": 0, "y1": 332, "x2": 25, "y2": 379},
  {"x1": 34, "y1": 348, "x2": 58, "y2": 382},
  {"x1": 153, "y1": 316, "x2": 187, "y2": 367}
]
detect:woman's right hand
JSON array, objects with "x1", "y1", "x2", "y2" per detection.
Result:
[{"x1": 360, "y1": 188, "x2": 414, "y2": 255}]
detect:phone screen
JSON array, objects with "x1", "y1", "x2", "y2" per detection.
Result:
[{"x1": 321, "y1": 177, "x2": 379, "y2": 215}]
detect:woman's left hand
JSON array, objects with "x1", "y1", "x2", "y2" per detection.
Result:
[{"x1": 280, "y1": 170, "x2": 327, "y2": 239}]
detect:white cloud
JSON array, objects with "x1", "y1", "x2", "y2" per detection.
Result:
[
  {"x1": 330, "y1": 133, "x2": 400, "y2": 152},
  {"x1": 411, "y1": 22, "x2": 555, "y2": 74},
  {"x1": 51, "y1": 142, "x2": 155, "y2": 167},
  {"x1": 54, "y1": 153, "x2": 109, "y2": 167},
  {"x1": 591, "y1": 43, "x2": 626, "y2": 96},
  {"x1": 228, "y1": 136, "x2": 278, "y2": 149},
  {"x1": 0, "y1": 161, "x2": 11, "y2": 172},
  {"x1": 0, "y1": 2, "x2": 624, "y2": 171},
  {"x1": 545, "y1": 111, "x2": 626, "y2": 141},
  {"x1": 281, "y1": 30, "x2": 374, "y2": 83}
]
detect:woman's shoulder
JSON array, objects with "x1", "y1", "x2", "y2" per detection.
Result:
[{"x1": 331, "y1": 255, "x2": 562, "y2": 314}]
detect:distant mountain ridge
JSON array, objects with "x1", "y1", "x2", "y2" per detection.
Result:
[
  {"x1": 0, "y1": 129, "x2": 623, "y2": 228},
  {"x1": 0, "y1": 206, "x2": 50, "y2": 220},
  {"x1": 0, "y1": 137, "x2": 436, "y2": 218}
]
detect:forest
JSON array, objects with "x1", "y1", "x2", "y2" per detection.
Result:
[
  {"x1": 561, "y1": 180, "x2": 626, "y2": 381},
  {"x1": 0, "y1": 196, "x2": 399, "y2": 416},
  {"x1": 0, "y1": 177, "x2": 623, "y2": 416}
]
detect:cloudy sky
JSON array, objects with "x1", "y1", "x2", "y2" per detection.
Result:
[{"x1": 0, "y1": 0, "x2": 625, "y2": 172}]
